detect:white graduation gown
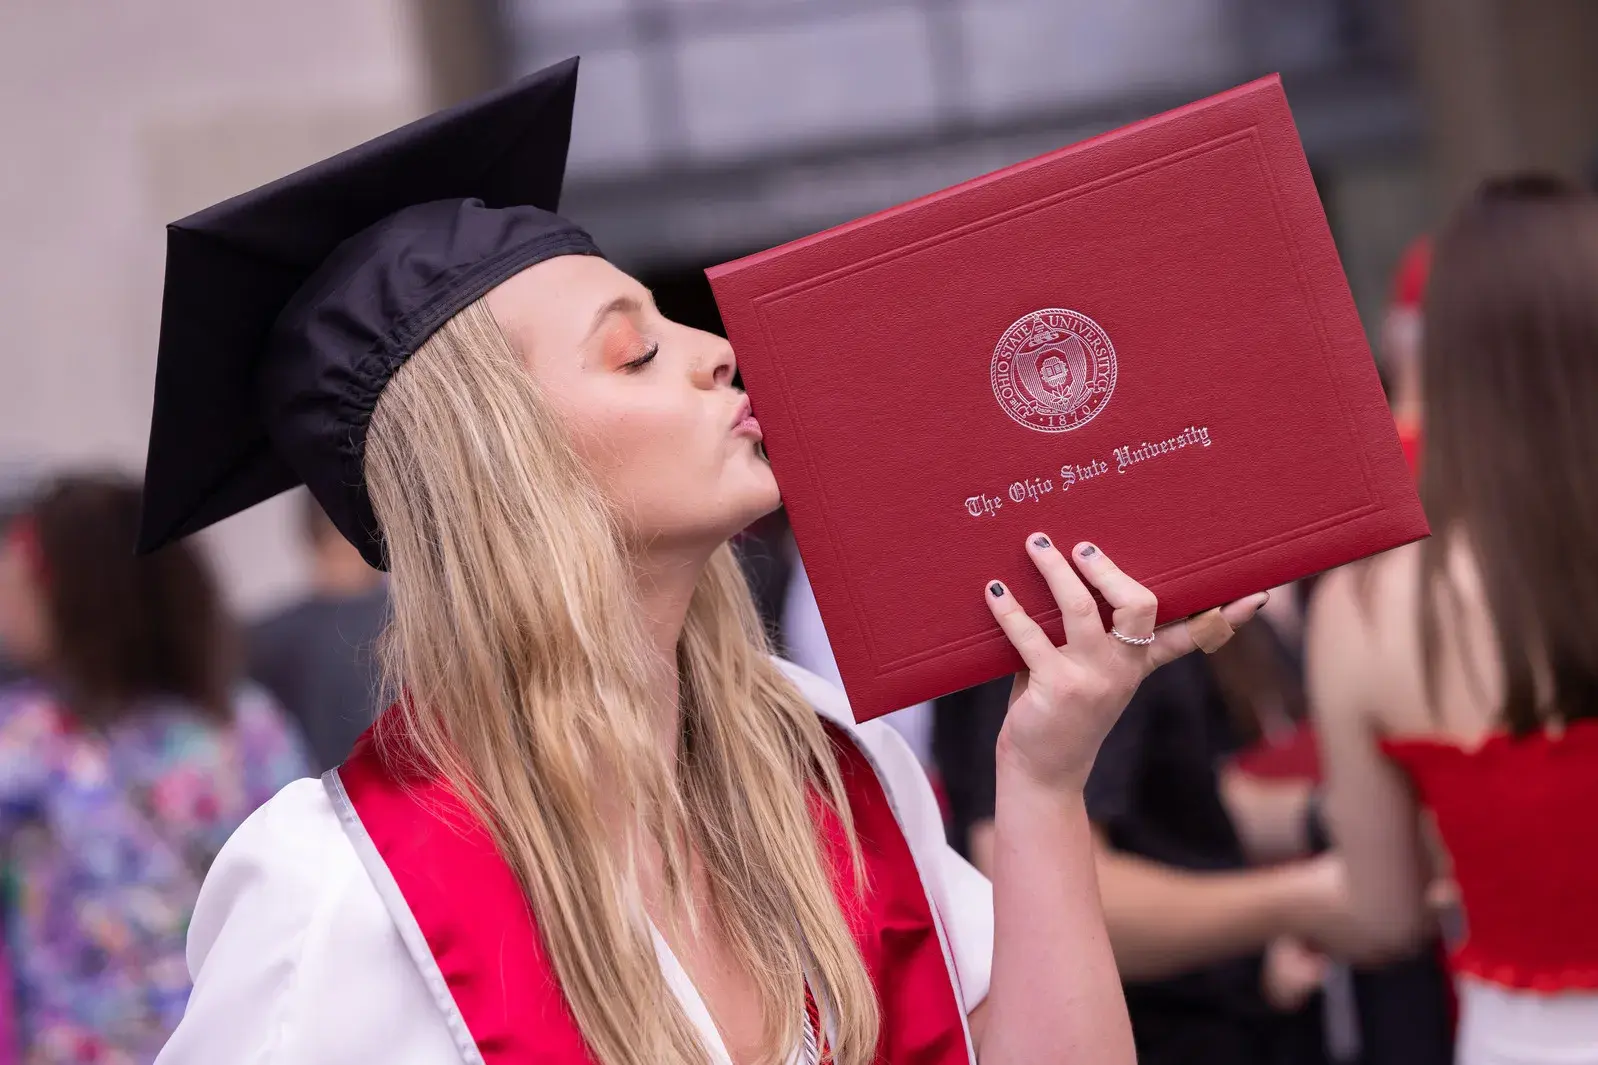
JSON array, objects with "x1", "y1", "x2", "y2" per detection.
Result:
[{"x1": 154, "y1": 660, "x2": 994, "y2": 1065}]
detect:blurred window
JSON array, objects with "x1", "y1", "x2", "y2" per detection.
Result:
[{"x1": 500, "y1": 0, "x2": 1415, "y2": 264}]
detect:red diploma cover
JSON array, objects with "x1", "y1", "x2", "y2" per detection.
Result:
[{"x1": 707, "y1": 75, "x2": 1428, "y2": 722}]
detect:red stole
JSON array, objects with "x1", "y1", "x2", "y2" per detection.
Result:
[{"x1": 334, "y1": 718, "x2": 973, "y2": 1064}]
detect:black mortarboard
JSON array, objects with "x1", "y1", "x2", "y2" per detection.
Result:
[{"x1": 137, "y1": 57, "x2": 602, "y2": 569}]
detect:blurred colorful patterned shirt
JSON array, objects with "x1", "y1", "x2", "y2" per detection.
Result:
[{"x1": 0, "y1": 683, "x2": 309, "y2": 1064}]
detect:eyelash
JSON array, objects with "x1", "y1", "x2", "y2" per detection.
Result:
[{"x1": 623, "y1": 341, "x2": 660, "y2": 372}]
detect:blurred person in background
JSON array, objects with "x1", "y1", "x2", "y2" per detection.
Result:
[
  {"x1": 0, "y1": 471, "x2": 38, "y2": 1065},
  {"x1": 932, "y1": 676, "x2": 1013, "y2": 865},
  {"x1": 0, "y1": 474, "x2": 308, "y2": 1064},
  {"x1": 248, "y1": 492, "x2": 387, "y2": 771},
  {"x1": 0, "y1": 472, "x2": 40, "y2": 690},
  {"x1": 1309, "y1": 174, "x2": 1598, "y2": 1065}
]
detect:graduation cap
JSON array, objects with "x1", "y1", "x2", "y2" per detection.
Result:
[{"x1": 138, "y1": 57, "x2": 603, "y2": 569}]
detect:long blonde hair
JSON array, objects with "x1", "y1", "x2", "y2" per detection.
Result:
[{"x1": 363, "y1": 298, "x2": 880, "y2": 1065}]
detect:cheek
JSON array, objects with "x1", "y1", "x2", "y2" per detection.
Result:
[
  {"x1": 550, "y1": 380, "x2": 772, "y2": 539},
  {"x1": 568, "y1": 397, "x2": 707, "y2": 502}
]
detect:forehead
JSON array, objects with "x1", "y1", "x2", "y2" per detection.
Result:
[{"x1": 486, "y1": 255, "x2": 646, "y2": 355}]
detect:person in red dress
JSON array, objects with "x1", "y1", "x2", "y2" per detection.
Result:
[
  {"x1": 141, "y1": 61, "x2": 1268, "y2": 1065},
  {"x1": 1308, "y1": 174, "x2": 1598, "y2": 1065}
]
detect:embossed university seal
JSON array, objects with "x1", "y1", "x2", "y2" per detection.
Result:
[{"x1": 990, "y1": 308, "x2": 1117, "y2": 433}]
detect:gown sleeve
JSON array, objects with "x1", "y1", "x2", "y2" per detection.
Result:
[{"x1": 155, "y1": 779, "x2": 459, "y2": 1065}]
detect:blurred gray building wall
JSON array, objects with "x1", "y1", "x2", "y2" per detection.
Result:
[
  {"x1": 0, "y1": 0, "x2": 431, "y2": 613},
  {"x1": 13, "y1": 0, "x2": 1580, "y2": 618},
  {"x1": 506, "y1": 0, "x2": 1429, "y2": 342}
]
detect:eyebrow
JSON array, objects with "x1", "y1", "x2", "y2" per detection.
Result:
[{"x1": 583, "y1": 294, "x2": 648, "y2": 343}]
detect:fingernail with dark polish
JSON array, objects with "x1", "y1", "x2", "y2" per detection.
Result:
[
  {"x1": 1079, "y1": 543, "x2": 1097, "y2": 558},
  {"x1": 1032, "y1": 535, "x2": 1050, "y2": 549},
  {"x1": 989, "y1": 582, "x2": 1005, "y2": 598}
]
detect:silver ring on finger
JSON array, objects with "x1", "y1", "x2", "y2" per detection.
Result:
[{"x1": 1109, "y1": 627, "x2": 1155, "y2": 647}]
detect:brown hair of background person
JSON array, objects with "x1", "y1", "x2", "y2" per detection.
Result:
[
  {"x1": 1416, "y1": 174, "x2": 1598, "y2": 736},
  {"x1": 21, "y1": 473, "x2": 237, "y2": 723}
]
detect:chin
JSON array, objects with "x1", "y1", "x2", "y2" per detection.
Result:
[
  {"x1": 716, "y1": 458, "x2": 780, "y2": 533},
  {"x1": 649, "y1": 455, "x2": 780, "y2": 549},
  {"x1": 732, "y1": 471, "x2": 782, "y2": 529}
]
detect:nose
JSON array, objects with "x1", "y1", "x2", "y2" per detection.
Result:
[{"x1": 694, "y1": 331, "x2": 737, "y2": 390}]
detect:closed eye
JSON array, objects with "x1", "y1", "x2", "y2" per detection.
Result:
[{"x1": 622, "y1": 342, "x2": 659, "y2": 372}]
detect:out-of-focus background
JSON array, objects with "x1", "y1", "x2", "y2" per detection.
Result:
[
  {"x1": 4, "y1": 0, "x2": 1594, "y2": 613},
  {"x1": 2, "y1": 5, "x2": 1598, "y2": 1064}
]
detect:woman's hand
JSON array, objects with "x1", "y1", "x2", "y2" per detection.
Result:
[{"x1": 986, "y1": 533, "x2": 1269, "y2": 793}]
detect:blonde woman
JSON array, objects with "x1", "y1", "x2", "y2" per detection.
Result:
[{"x1": 143, "y1": 61, "x2": 1265, "y2": 1065}]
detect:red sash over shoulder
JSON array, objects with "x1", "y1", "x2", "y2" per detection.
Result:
[{"x1": 332, "y1": 715, "x2": 973, "y2": 1064}]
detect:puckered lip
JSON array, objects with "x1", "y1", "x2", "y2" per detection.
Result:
[{"x1": 731, "y1": 396, "x2": 762, "y2": 440}]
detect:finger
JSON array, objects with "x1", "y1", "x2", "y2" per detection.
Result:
[
  {"x1": 1007, "y1": 670, "x2": 1030, "y2": 712},
  {"x1": 1070, "y1": 541, "x2": 1158, "y2": 640},
  {"x1": 1187, "y1": 608, "x2": 1236, "y2": 654},
  {"x1": 984, "y1": 579, "x2": 1060, "y2": 675},
  {"x1": 1149, "y1": 591, "x2": 1270, "y2": 668},
  {"x1": 1025, "y1": 534, "x2": 1104, "y2": 647}
]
